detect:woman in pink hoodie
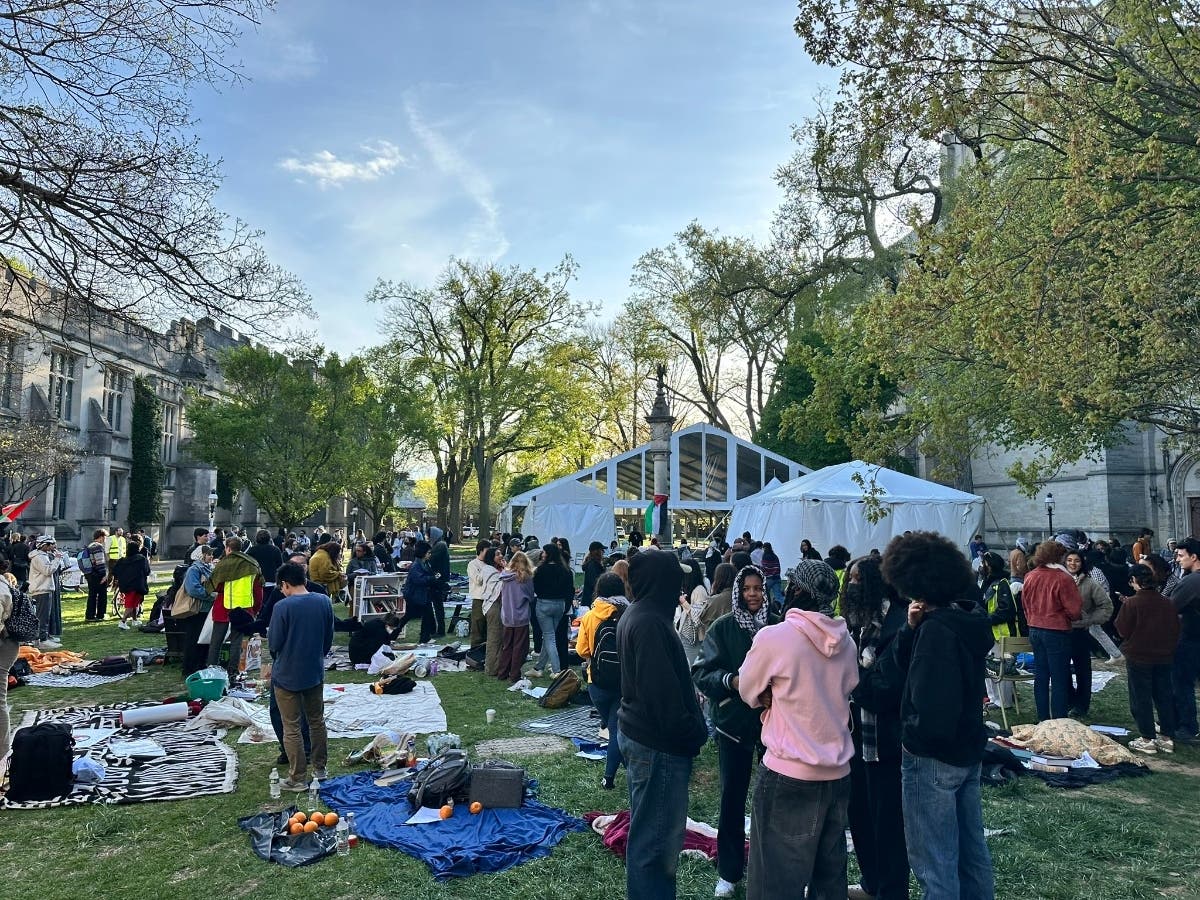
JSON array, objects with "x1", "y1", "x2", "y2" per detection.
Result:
[{"x1": 738, "y1": 560, "x2": 859, "y2": 900}]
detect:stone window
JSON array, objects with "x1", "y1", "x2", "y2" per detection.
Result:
[
  {"x1": 48, "y1": 349, "x2": 76, "y2": 421},
  {"x1": 161, "y1": 402, "x2": 177, "y2": 462},
  {"x1": 102, "y1": 367, "x2": 128, "y2": 431},
  {"x1": 0, "y1": 332, "x2": 19, "y2": 410}
]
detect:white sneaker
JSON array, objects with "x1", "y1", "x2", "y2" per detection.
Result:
[
  {"x1": 118, "y1": 620, "x2": 130, "y2": 631},
  {"x1": 37, "y1": 640, "x2": 61, "y2": 651},
  {"x1": 1155, "y1": 737, "x2": 1175, "y2": 754},
  {"x1": 714, "y1": 878, "x2": 737, "y2": 898},
  {"x1": 1129, "y1": 737, "x2": 1158, "y2": 754}
]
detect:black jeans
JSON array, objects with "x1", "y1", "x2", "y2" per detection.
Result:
[
  {"x1": 432, "y1": 586, "x2": 448, "y2": 637},
  {"x1": 1068, "y1": 628, "x2": 1093, "y2": 714},
  {"x1": 1127, "y1": 661, "x2": 1176, "y2": 739},
  {"x1": 179, "y1": 612, "x2": 209, "y2": 677},
  {"x1": 849, "y1": 750, "x2": 909, "y2": 899},
  {"x1": 531, "y1": 609, "x2": 542, "y2": 653},
  {"x1": 399, "y1": 603, "x2": 436, "y2": 643},
  {"x1": 716, "y1": 733, "x2": 755, "y2": 884},
  {"x1": 748, "y1": 766, "x2": 850, "y2": 900},
  {"x1": 555, "y1": 609, "x2": 569, "y2": 673},
  {"x1": 85, "y1": 572, "x2": 108, "y2": 620}
]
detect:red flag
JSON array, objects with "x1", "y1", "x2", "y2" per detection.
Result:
[{"x1": 0, "y1": 499, "x2": 32, "y2": 523}]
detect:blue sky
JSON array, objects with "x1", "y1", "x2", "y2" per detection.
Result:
[{"x1": 191, "y1": 1, "x2": 828, "y2": 352}]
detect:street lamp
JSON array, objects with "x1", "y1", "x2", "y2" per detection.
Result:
[
  {"x1": 207, "y1": 488, "x2": 218, "y2": 531},
  {"x1": 1045, "y1": 492, "x2": 1055, "y2": 535},
  {"x1": 350, "y1": 506, "x2": 359, "y2": 541},
  {"x1": 110, "y1": 496, "x2": 118, "y2": 523}
]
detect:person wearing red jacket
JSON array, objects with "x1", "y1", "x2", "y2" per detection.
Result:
[{"x1": 1020, "y1": 540, "x2": 1083, "y2": 720}]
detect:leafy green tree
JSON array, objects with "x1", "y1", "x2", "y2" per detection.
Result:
[
  {"x1": 128, "y1": 377, "x2": 164, "y2": 530},
  {"x1": 0, "y1": 418, "x2": 83, "y2": 505},
  {"x1": 185, "y1": 345, "x2": 373, "y2": 528}
]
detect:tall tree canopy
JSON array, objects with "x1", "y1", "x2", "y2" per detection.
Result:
[
  {"x1": 0, "y1": 0, "x2": 304, "y2": 331},
  {"x1": 786, "y1": 0, "x2": 1200, "y2": 487},
  {"x1": 371, "y1": 257, "x2": 592, "y2": 534}
]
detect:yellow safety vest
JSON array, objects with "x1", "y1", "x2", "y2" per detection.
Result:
[
  {"x1": 225, "y1": 573, "x2": 256, "y2": 610},
  {"x1": 107, "y1": 536, "x2": 127, "y2": 560},
  {"x1": 985, "y1": 581, "x2": 1017, "y2": 641}
]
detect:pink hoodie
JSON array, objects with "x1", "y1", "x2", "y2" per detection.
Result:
[{"x1": 737, "y1": 609, "x2": 859, "y2": 782}]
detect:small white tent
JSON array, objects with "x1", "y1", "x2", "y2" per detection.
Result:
[
  {"x1": 519, "y1": 480, "x2": 615, "y2": 558},
  {"x1": 729, "y1": 460, "x2": 985, "y2": 572}
]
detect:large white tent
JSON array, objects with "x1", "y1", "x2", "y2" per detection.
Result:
[
  {"x1": 516, "y1": 480, "x2": 616, "y2": 557},
  {"x1": 729, "y1": 460, "x2": 985, "y2": 571}
]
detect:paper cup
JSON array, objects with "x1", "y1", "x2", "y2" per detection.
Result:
[{"x1": 485, "y1": 709, "x2": 496, "y2": 724}]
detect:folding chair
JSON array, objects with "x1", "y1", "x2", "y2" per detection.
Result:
[{"x1": 996, "y1": 635, "x2": 1035, "y2": 731}]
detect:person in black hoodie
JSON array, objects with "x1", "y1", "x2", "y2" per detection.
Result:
[
  {"x1": 878, "y1": 532, "x2": 995, "y2": 900},
  {"x1": 618, "y1": 549, "x2": 708, "y2": 900},
  {"x1": 844, "y1": 556, "x2": 911, "y2": 900}
]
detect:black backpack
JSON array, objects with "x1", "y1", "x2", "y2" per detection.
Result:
[
  {"x1": 589, "y1": 606, "x2": 624, "y2": 691},
  {"x1": 7, "y1": 722, "x2": 74, "y2": 802},
  {"x1": 407, "y1": 749, "x2": 471, "y2": 809}
]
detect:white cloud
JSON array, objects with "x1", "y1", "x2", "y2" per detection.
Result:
[
  {"x1": 279, "y1": 141, "x2": 407, "y2": 189},
  {"x1": 403, "y1": 97, "x2": 510, "y2": 259}
]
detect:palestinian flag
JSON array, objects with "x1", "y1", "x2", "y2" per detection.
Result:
[
  {"x1": 0, "y1": 499, "x2": 31, "y2": 523},
  {"x1": 644, "y1": 494, "x2": 668, "y2": 537}
]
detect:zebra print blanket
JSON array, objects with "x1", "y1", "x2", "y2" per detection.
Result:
[{"x1": 1, "y1": 703, "x2": 238, "y2": 809}]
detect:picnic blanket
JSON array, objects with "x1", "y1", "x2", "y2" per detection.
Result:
[
  {"x1": 1008, "y1": 718, "x2": 1146, "y2": 767},
  {"x1": 23, "y1": 672, "x2": 133, "y2": 688},
  {"x1": 219, "y1": 681, "x2": 448, "y2": 744},
  {"x1": 0, "y1": 703, "x2": 237, "y2": 809},
  {"x1": 319, "y1": 771, "x2": 585, "y2": 880},
  {"x1": 519, "y1": 705, "x2": 605, "y2": 742}
]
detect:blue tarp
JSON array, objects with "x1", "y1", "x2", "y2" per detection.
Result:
[{"x1": 319, "y1": 772, "x2": 586, "y2": 880}]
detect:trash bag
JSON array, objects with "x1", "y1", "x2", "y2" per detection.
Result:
[{"x1": 237, "y1": 805, "x2": 337, "y2": 867}]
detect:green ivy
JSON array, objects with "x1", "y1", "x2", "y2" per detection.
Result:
[{"x1": 128, "y1": 376, "x2": 164, "y2": 530}]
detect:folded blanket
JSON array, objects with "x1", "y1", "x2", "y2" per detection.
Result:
[{"x1": 17, "y1": 646, "x2": 89, "y2": 673}]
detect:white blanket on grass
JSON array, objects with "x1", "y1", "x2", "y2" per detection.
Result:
[{"x1": 206, "y1": 681, "x2": 448, "y2": 744}]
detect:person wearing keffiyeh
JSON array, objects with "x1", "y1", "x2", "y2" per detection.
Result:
[{"x1": 692, "y1": 565, "x2": 778, "y2": 898}]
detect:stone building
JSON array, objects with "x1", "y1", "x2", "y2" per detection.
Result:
[{"x1": 0, "y1": 271, "x2": 299, "y2": 553}]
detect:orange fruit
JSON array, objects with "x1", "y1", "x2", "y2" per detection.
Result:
[
  {"x1": 469, "y1": 801, "x2": 483, "y2": 814},
  {"x1": 289, "y1": 822, "x2": 303, "y2": 835},
  {"x1": 303, "y1": 821, "x2": 318, "y2": 833},
  {"x1": 439, "y1": 804, "x2": 453, "y2": 819},
  {"x1": 310, "y1": 811, "x2": 325, "y2": 826},
  {"x1": 292, "y1": 811, "x2": 307, "y2": 824},
  {"x1": 324, "y1": 812, "x2": 339, "y2": 827}
]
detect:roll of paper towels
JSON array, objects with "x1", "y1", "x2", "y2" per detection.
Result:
[{"x1": 119, "y1": 703, "x2": 190, "y2": 728}]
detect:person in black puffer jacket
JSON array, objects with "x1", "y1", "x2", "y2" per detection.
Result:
[
  {"x1": 618, "y1": 549, "x2": 708, "y2": 900},
  {"x1": 693, "y1": 564, "x2": 779, "y2": 896}
]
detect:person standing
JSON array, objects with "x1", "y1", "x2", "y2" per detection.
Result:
[
  {"x1": 530, "y1": 543, "x2": 574, "y2": 678},
  {"x1": 29, "y1": 535, "x2": 64, "y2": 650},
  {"x1": 737, "y1": 562, "x2": 858, "y2": 900},
  {"x1": 206, "y1": 536, "x2": 264, "y2": 675},
  {"x1": 467, "y1": 539, "x2": 492, "y2": 646},
  {"x1": 577, "y1": 572, "x2": 631, "y2": 790},
  {"x1": 83, "y1": 529, "x2": 110, "y2": 621},
  {"x1": 1064, "y1": 549, "x2": 1113, "y2": 716},
  {"x1": 617, "y1": 549, "x2": 708, "y2": 900},
  {"x1": 397, "y1": 541, "x2": 438, "y2": 643},
  {"x1": 270, "y1": 562, "x2": 334, "y2": 790},
  {"x1": 979, "y1": 551, "x2": 1018, "y2": 710},
  {"x1": 429, "y1": 533, "x2": 451, "y2": 637},
  {"x1": 496, "y1": 551, "x2": 535, "y2": 683},
  {"x1": 7, "y1": 534, "x2": 29, "y2": 588},
  {"x1": 1170, "y1": 538, "x2": 1200, "y2": 743},
  {"x1": 1116, "y1": 564, "x2": 1181, "y2": 754},
  {"x1": 112, "y1": 537, "x2": 151, "y2": 630},
  {"x1": 580, "y1": 541, "x2": 606, "y2": 607},
  {"x1": 180, "y1": 545, "x2": 216, "y2": 676},
  {"x1": 245, "y1": 529, "x2": 283, "y2": 602},
  {"x1": 1020, "y1": 540, "x2": 1083, "y2": 720},
  {"x1": 0, "y1": 569, "x2": 21, "y2": 776},
  {"x1": 878, "y1": 532, "x2": 995, "y2": 900},
  {"x1": 692, "y1": 564, "x2": 781, "y2": 897},
  {"x1": 480, "y1": 547, "x2": 507, "y2": 676}
]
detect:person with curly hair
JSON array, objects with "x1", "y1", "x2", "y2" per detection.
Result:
[
  {"x1": 1022, "y1": 540, "x2": 1083, "y2": 721},
  {"x1": 878, "y1": 532, "x2": 996, "y2": 900}
]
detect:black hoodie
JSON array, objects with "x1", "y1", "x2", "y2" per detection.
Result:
[
  {"x1": 884, "y1": 599, "x2": 994, "y2": 767},
  {"x1": 618, "y1": 549, "x2": 708, "y2": 757}
]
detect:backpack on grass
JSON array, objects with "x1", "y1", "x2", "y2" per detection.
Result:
[
  {"x1": 7, "y1": 722, "x2": 74, "y2": 802},
  {"x1": 407, "y1": 749, "x2": 471, "y2": 809},
  {"x1": 539, "y1": 667, "x2": 581, "y2": 709}
]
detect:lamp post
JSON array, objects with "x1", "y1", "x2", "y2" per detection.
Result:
[
  {"x1": 350, "y1": 506, "x2": 358, "y2": 541},
  {"x1": 236, "y1": 502, "x2": 243, "y2": 532},
  {"x1": 207, "y1": 488, "x2": 217, "y2": 532},
  {"x1": 110, "y1": 496, "x2": 118, "y2": 524},
  {"x1": 1045, "y1": 492, "x2": 1055, "y2": 536}
]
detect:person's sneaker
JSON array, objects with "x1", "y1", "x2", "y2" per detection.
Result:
[
  {"x1": 1129, "y1": 737, "x2": 1158, "y2": 754},
  {"x1": 1155, "y1": 737, "x2": 1175, "y2": 754},
  {"x1": 37, "y1": 640, "x2": 61, "y2": 651},
  {"x1": 601, "y1": 777, "x2": 615, "y2": 791},
  {"x1": 313, "y1": 768, "x2": 329, "y2": 780},
  {"x1": 526, "y1": 669, "x2": 542, "y2": 678},
  {"x1": 847, "y1": 886, "x2": 875, "y2": 900},
  {"x1": 714, "y1": 878, "x2": 737, "y2": 898},
  {"x1": 117, "y1": 620, "x2": 130, "y2": 630},
  {"x1": 278, "y1": 777, "x2": 308, "y2": 792}
]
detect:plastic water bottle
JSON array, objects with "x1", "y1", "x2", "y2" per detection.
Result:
[
  {"x1": 346, "y1": 811, "x2": 358, "y2": 849},
  {"x1": 135, "y1": 656, "x2": 145, "y2": 674},
  {"x1": 307, "y1": 776, "x2": 320, "y2": 808},
  {"x1": 268, "y1": 767, "x2": 281, "y2": 800},
  {"x1": 335, "y1": 816, "x2": 350, "y2": 856}
]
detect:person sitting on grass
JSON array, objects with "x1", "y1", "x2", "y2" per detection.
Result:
[
  {"x1": 1115, "y1": 564, "x2": 1181, "y2": 755},
  {"x1": 348, "y1": 612, "x2": 401, "y2": 666}
]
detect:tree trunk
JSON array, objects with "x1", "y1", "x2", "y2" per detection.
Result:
[{"x1": 477, "y1": 457, "x2": 495, "y2": 532}]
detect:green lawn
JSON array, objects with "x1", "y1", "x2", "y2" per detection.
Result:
[{"x1": 4, "y1": 578, "x2": 1199, "y2": 900}]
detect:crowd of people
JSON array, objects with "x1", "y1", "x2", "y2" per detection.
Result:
[{"x1": 1, "y1": 518, "x2": 1197, "y2": 899}]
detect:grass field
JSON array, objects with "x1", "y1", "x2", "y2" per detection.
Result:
[{"x1": 4, "y1": 569, "x2": 1199, "y2": 900}]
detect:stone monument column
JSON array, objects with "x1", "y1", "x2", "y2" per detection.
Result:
[{"x1": 644, "y1": 364, "x2": 676, "y2": 546}]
